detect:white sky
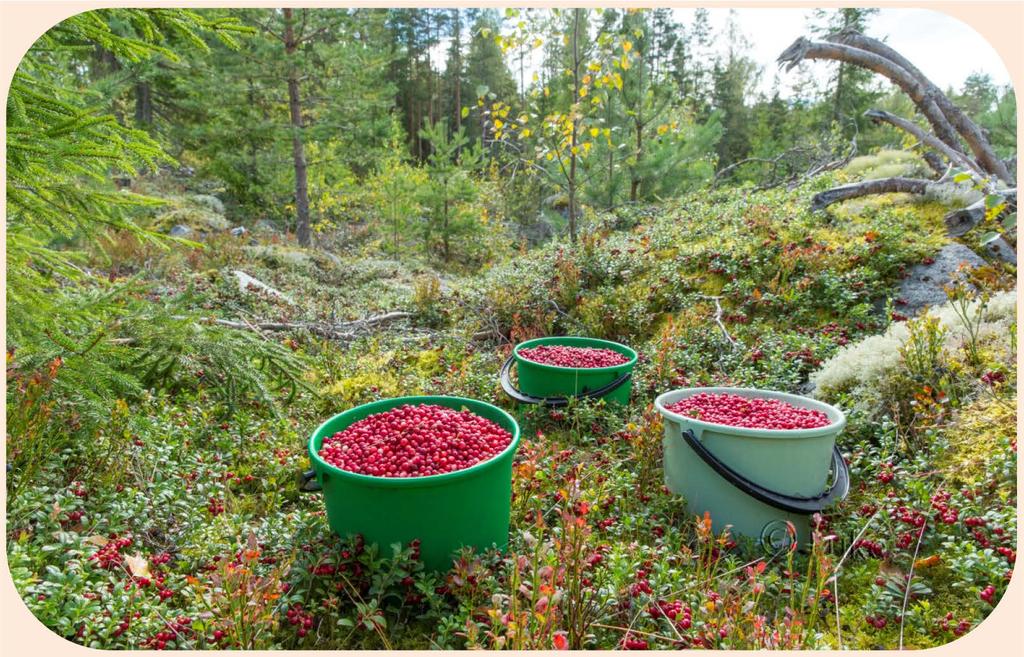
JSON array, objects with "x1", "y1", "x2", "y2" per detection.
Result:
[
  {"x1": 441, "y1": 7, "x2": 1014, "y2": 100},
  {"x1": 677, "y1": 7, "x2": 1013, "y2": 97}
]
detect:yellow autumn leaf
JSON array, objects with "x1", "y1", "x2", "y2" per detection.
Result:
[
  {"x1": 461, "y1": 107, "x2": 469, "y2": 118},
  {"x1": 571, "y1": 146, "x2": 579, "y2": 155},
  {"x1": 493, "y1": 119, "x2": 504, "y2": 129},
  {"x1": 520, "y1": 128, "x2": 531, "y2": 138},
  {"x1": 546, "y1": 152, "x2": 554, "y2": 161},
  {"x1": 533, "y1": 38, "x2": 543, "y2": 48},
  {"x1": 657, "y1": 125, "x2": 669, "y2": 135},
  {"x1": 579, "y1": 87, "x2": 588, "y2": 98},
  {"x1": 582, "y1": 142, "x2": 592, "y2": 154},
  {"x1": 623, "y1": 40, "x2": 633, "y2": 52},
  {"x1": 582, "y1": 74, "x2": 592, "y2": 85},
  {"x1": 589, "y1": 127, "x2": 599, "y2": 137},
  {"x1": 84, "y1": 535, "x2": 109, "y2": 547}
]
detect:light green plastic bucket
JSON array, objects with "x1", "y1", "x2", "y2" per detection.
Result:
[
  {"x1": 655, "y1": 387, "x2": 848, "y2": 548},
  {"x1": 304, "y1": 395, "x2": 520, "y2": 571}
]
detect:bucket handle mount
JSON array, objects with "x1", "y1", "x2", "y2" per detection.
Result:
[
  {"x1": 299, "y1": 469, "x2": 322, "y2": 493},
  {"x1": 499, "y1": 355, "x2": 631, "y2": 407},
  {"x1": 680, "y1": 428, "x2": 850, "y2": 514}
]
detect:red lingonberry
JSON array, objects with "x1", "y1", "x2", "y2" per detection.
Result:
[
  {"x1": 665, "y1": 393, "x2": 831, "y2": 430},
  {"x1": 518, "y1": 344, "x2": 628, "y2": 368},
  {"x1": 318, "y1": 404, "x2": 512, "y2": 478}
]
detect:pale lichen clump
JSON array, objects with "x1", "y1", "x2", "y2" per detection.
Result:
[{"x1": 811, "y1": 289, "x2": 1016, "y2": 410}]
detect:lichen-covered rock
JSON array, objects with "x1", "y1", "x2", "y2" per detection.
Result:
[{"x1": 896, "y1": 243, "x2": 987, "y2": 316}]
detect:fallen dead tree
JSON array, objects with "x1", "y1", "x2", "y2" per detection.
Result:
[
  {"x1": 188, "y1": 311, "x2": 412, "y2": 341},
  {"x1": 777, "y1": 30, "x2": 1016, "y2": 261}
]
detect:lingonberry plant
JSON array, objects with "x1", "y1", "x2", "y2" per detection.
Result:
[{"x1": 7, "y1": 135, "x2": 1014, "y2": 651}]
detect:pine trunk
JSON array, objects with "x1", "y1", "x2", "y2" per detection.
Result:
[{"x1": 283, "y1": 8, "x2": 312, "y2": 247}]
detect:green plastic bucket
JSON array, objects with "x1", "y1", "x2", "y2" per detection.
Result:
[
  {"x1": 500, "y1": 336, "x2": 638, "y2": 406},
  {"x1": 304, "y1": 395, "x2": 520, "y2": 571},
  {"x1": 655, "y1": 387, "x2": 849, "y2": 548}
]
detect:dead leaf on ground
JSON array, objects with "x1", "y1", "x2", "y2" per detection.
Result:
[{"x1": 124, "y1": 554, "x2": 152, "y2": 579}]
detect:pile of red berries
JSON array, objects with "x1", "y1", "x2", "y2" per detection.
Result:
[
  {"x1": 518, "y1": 344, "x2": 628, "y2": 368},
  {"x1": 318, "y1": 404, "x2": 512, "y2": 477},
  {"x1": 665, "y1": 393, "x2": 831, "y2": 430}
]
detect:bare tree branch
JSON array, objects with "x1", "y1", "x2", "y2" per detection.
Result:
[
  {"x1": 180, "y1": 311, "x2": 413, "y2": 341},
  {"x1": 863, "y1": 109, "x2": 980, "y2": 174},
  {"x1": 811, "y1": 177, "x2": 935, "y2": 211}
]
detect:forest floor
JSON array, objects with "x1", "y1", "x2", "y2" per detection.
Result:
[{"x1": 6, "y1": 172, "x2": 1017, "y2": 650}]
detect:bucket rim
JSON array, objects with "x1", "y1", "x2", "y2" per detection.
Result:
[
  {"x1": 512, "y1": 335, "x2": 638, "y2": 373},
  {"x1": 308, "y1": 395, "x2": 521, "y2": 488},
  {"x1": 654, "y1": 386, "x2": 846, "y2": 438}
]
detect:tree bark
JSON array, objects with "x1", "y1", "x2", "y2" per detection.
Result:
[
  {"x1": 283, "y1": 8, "x2": 312, "y2": 247},
  {"x1": 943, "y1": 189, "x2": 1016, "y2": 237},
  {"x1": 134, "y1": 81, "x2": 153, "y2": 126},
  {"x1": 567, "y1": 9, "x2": 582, "y2": 243},
  {"x1": 630, "y1": 118, "x2": 642, "y2": 202},
  {"x1": 452, "y1": 9, "x2": 462, "y2": 135},
  {"x1": 811, "y1": 177, "x2": 934, "y2": 210}
]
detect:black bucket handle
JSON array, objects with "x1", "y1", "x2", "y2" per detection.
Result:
[
  {"x1": 680, "y1": 428, "x2": 849, "y2": 514},
  {"x1": 299, "y1": 469, "x2": 322, "y2": 492},
  {"x1": 499, "y1": 355, "x2": 631, "y2": 407}
]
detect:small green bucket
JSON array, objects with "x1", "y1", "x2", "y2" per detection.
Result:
[
  {"x1": 303, "y1": 395, "x2": 520, "y2": 571},
  {"x1": 500, "y1": 336, "x2": 638, "y2": 406},
  {"x1": 655, "y1": 387, "x2": 849, "y2": 549}
]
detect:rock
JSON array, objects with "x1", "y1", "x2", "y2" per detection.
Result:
[
  {"x1": 190, "y1": 193, "x2": 225, "y2": 215},
  {"x1": 253, "y1": 219, "x2": 279, "y2": 234},
  {"x1": 232, "y1": 270, "x2": 295, "y2": 305},
  {"x1": 896, "y1": 243, "x2": 988, "y2": 316},
  {"x1": 321, "y1": 251, "x2": 342, "y2": 267},
  {"x1": 230, "y1": 226, "x2": 247, "y2": 237},
  {"x1": 169, "y1": 224, "x2": 192, "y2": 237},
  {"x1": 984, "y1": 236, "x2": 1016, "y2": 265}
]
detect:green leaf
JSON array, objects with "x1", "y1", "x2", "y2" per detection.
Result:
[
  {"x1": 1001, "y1": 212, "x2": 1016, "y2": 232},
  {"x1": 985, "y1": 194, "x2": 1003, "y2": 209},
  {"x1": 979, "y1": 231, "x2": 1000, "y2": 245},
  {"x1": 953, "y1": 172, "x2": 972, "y2": 183},
  {"x1": 461, "y1": 106, "x2": 469, "y2": 119}
]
